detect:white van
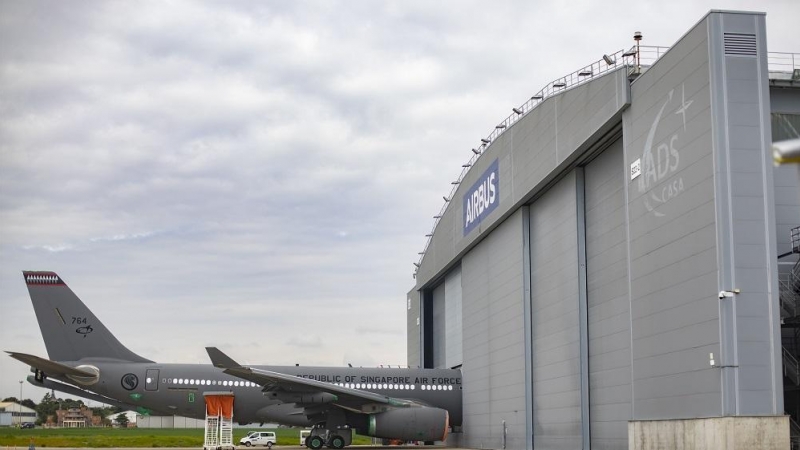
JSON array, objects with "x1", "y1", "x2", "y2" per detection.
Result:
[
  {"x1": 239, "y1": 431, "x2": 277, "y2": 448},
  {"x1": 300, "y1": 429, "x2": 312, "y2": 446}
]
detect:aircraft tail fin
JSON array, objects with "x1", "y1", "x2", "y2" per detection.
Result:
[{"x1": 22, "y1": 271, "x2": 152, "y2": 363}]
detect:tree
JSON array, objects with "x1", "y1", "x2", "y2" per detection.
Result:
[
  {"x1": 90, "y1": 406, "x2": 116, "y2": 427},
  {"x1": 114, "y1": 413, "x2": 130, "y2": 428},
  {"x1": 36, "y1": 393, "x2": 58, "y2": 424},
  {"x1": 34, "y1": 393, "x2": 86, "y2": 425}
]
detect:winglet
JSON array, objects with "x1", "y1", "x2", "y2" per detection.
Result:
[{"x1": 205, "y1": 347, "x2": 242, "y2": 369}]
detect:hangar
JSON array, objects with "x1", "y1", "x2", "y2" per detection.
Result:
[{"x1": 407, "y1": 10, "x2": 799, "y2": 450}]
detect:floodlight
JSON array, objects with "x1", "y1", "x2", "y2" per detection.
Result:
[
  {"x1": 513, "y1": 107, "x2": 524, "y2": 114},
  {"x1": 481, "y1": 138, "x2": 490, "y2": 144},
  {"x1": 462, "y1": 163, "x2": 471, "y2": 167},
  {"x1": 443, "y1": 196, "x2": 449, "y2": 202},
  {"x1": 578, "y1": 70, "x2": 592, "y2": 76},
  {"x1": 451, "y1": 181, "x2": 460, "y2": 185},
  {"x1": 531, "y1": 95, "x2": 543, "y2": 100},
  {"x1": 472, "y1": 148, "x2": 481, "y2": 155},
  {"x1": 553, "y1": 82, "x2": 566, "y2": 88},
  {"x1": 603, "y1": 54, "x2": 616, "y2": 65},
  {"x1": 496, "y1": 124, "x2": 506, "y2": 130}
]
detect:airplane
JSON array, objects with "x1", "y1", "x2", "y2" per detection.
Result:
[{"x1": 7, "y1": 271, "x2": 462, "y2": 449}]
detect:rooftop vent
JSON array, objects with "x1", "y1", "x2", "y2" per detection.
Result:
[{"x1": 724, "y1": 33, "x2": 757, "y2": 57}]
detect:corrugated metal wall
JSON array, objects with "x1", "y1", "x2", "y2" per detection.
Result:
[
  {"x1": 458, "y1": 210, "x2": 526, "y2": 450},
  {"x1": 623, "y1": 15, "x2": 722, "y2": 418},
  {"x1": 585, "y1": 141, "x2": 631, "y2": 449},
  {"x1": 529, "y1": 171, "x2": 581, "y2": 450}
]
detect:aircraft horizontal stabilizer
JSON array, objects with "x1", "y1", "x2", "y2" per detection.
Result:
[
  {"x1": 6, "y1": 351, "x2": 97, "y2": 378},
  {"x1": 27, "y1": 375, "x2": 154, "y2": 414}
]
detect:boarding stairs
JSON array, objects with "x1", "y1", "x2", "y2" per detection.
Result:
[{"x1": 203, "y1": 392, "x2": 235, "y2": 450}]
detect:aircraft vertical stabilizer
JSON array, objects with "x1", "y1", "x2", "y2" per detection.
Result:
[{"x1": 23, "y1": 271, "x2": 152, "y2": 363}]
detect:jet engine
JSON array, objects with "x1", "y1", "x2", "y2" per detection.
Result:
[
  {"x1": 366, "y1": 407, "x2": 449, "y2": 442},
  {"x1": 65, "y1": 365, "x2": 100, "y2": 386}
]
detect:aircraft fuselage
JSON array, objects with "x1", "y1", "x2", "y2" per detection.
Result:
[{"x1": 52, "y1": 361, "x2": 463, "y2": 426}]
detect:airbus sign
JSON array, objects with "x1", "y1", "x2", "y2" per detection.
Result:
[{"x1": 463, "y1": 159, "x2": 499, "y2": 236}]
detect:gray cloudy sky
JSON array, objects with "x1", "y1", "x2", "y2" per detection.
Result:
[{"x1": 1, "y1": 0, "x2": 798, "y2": 401}]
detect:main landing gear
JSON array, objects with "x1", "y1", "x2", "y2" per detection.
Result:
[{"x1": 304, "y1": 425, "x2": 351, "y2": 449}]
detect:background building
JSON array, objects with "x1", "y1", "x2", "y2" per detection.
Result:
[
  {"x1": 408, "y1": 10, "x2": 799, "y2": 450},
  {"x1": 54, "y1": 406, "x2": 101, "y2": 427},
  {"x1": 0, "y1": 402, "x2": 36, "y2": 426}
]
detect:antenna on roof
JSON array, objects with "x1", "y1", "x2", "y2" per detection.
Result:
[{"x1": 634, "y1": 31, "x2": 643, "y2": 74}]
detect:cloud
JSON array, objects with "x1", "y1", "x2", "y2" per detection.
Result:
[
  {"x1": 286, "y1": 335, "x2": 324, "y2": 349},
  {"x1": 355, "y1": 326, "x2": 404, "y2": 337},
  {"x1": 22, "y1": 244, "x2": 74, "y2": 253}
]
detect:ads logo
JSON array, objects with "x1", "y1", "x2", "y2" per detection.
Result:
[
  {"x1": 637, "y1": 84, "x2": 693, "y2": 217},
  {"x1": 121, "y1": 373, "x2": 139, "y2": 391}
]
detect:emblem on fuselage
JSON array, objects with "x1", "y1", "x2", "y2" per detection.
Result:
[{"x1": 121, "y1": 373, "x2": 139, "y2": 390}]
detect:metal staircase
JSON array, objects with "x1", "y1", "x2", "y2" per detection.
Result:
[
  {"x1": 782, "y1": 279, "x2": 799, "y2": 320},
  {"x1": 785, "y1": 347, "x2": 800, "y2": 386},
  {"x1": 782, "y1": 226, "x2": 800, "y2": 449},
  {"x1": 780, "y1": 227, "x2": 800, "y2": 320},
  {"x1": 791, "y1": 415, "x2": 800, "y2": 450}
]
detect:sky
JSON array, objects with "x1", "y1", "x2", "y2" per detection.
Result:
[{"x1": 1, "y1": 0, "x2": 798, "y2": 402}]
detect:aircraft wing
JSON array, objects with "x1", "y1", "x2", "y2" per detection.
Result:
[
  {"x1": 206, "y1": 347, "x2": 419, "y2": 410},
  {"x1": 6, "y1": 351, "x2": 97, "y2": 378}
]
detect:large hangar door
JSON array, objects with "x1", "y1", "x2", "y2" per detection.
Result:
[
  {"x1": 431, "y1": 267, "x2": 464, "y2": 369},
  {"x1": 584, "y1": 140, "x2": 631, "y2": 449},
  {"x1": 432, "y1": 283, "x2": 446, "y2": 369},
  {"x1": 528, "y1": 171, "x2": 581, "y2": 450},
  {"x1": 444, "y1": 267, "x2": 463, "y2": 368}
]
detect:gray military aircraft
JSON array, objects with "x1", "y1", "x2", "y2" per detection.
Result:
[{"x1": 7, "y1": 271, "x2": 462, "y2": 449}]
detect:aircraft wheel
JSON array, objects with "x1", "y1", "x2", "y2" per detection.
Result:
[
  {"x1": 307, "y1": 436, "x2": 324, "y2": 450},
  {"x1": 328, "y1": 435, "x2": 345, "y2": 449}
]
